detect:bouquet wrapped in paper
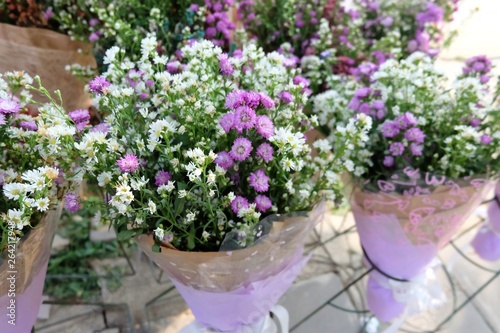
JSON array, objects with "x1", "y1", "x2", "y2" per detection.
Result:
[
  {"x1": 471, "y1": 182, "x2": 500, "y2": 261},
  {"x1": 81, "y1": 38, "x2": 366, "y2": 331},
  {"x1": 0, "y1": 72, "x2": 89, "y2": 331},
  {"x1": 315, "y1": 53, "x2": 500, "y2": 322}
]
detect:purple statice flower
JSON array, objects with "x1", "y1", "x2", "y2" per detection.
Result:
[
  {"x1": 234, "y1": 106, "x2": 256, "y2": 132},
  {"x1": 89, "y1": 18, "x2": 99, "y2": 27},
  {"x1": 416, "y1": 3, "x2": 444, "y2": 27},
  {"x1": 389, "y1": 142, "x2": 405, "y2": 156},
  {"x1": 354, "y1": 87, "x2": 372, "y2": 99},
  {"x1": 255, "y1": 195, "x2": 272, "y2": 213},
  {"x1": 0, "y1": 114, "x2": 6, "y2": 126},
  {"x1": 65, "y1": 193, "x2": 80, "y2": 213},
  {"x1": 249, "y1": 169, "x2": 269, "y2": 193},
  {"x1": 256, "y1": 143, "x2": 274, "y2": 162},
  {"x1": 214, "y1": 151, "x2": 234, "y2": 169},
  {"x1": 230, "y1": 137, "x2": 253, "y2": 161},
  {"x1": 481, "y1": 134, "x2": 492, "y2": 145},
  {"x1": 348, "y1": 97, "x2": 360, "y2": 111},
  {"x1": 91, "y1": 123, "x2": 110, "y2": 133},
  {"x1": 351, "y1": 62, "x2": 378, "y2": 82},
  {"x1": 380, "y1": 16, "x2": 394, "y2": 27},
  {"x1": 225, "y1": 90, "x2": 246, "y2": 110},
  {"x1": 383, "y1": 156, "x2": 394, "y2": 167},
  {"x1": 381, "y1": 121, "x2": 400, "y2": 138},
  {"x1": 255, "y1": 116, "x2": 275, "y2": 139},
  {"x1": 20, "y1": 120, "x2": 37, "y2": 131},
  {"x1": 218, "y1": 53, "x2": 234, "y2": 76},
  {"x1": 166, "y1": 61, "x2": 182, "y2": 74},
  {"x1": 0, "y1": 98, "x2": 21, "y2": 114},
  {"x1": 359, "y1": 103, "x2": 371, "y2": 115},
  {"x1": 243, "y1": 91, "x2": 261, "y2": 109},
  {"x1": 279, "y1": 91, "x2": 294, "y2": 104},
  {"x1": 219, "y1": 112, "x2": 234, "y2": 133},
  {"x1": 463, "y1": 55, "x2": 492, "y2": 81},
  {"x1": 231, "y1": 195, "x2": 249, "y2": 214},
  {"x1": 88, "y1": 76, "x2": 111, "y2": 95},
  {"x1": 293, "y1": 76, "x2": 310, "y2": 88},
  {"x1": 469, "y1": 118, "x2": 481, "y2": 127},
  {"x1": 404, "y1": 127, "x2": 426, "y2": 143},
  {"x1": 189, "y1": 4, "x2": 199, "y2": 11},
  {"x1": 371, "y1": 100, "x2": 385, "y2": 110},
  {"x1": 480, "y1": 75, "x2": 490, "y2": 84},
  {"x1": 396, "y1": 112, "x2": 418, "y2": 128},
  {"x1": 409, "y1": 143, "x2": 423, "y2": 156},
  {"x1": 155, "y1": 170, "x2": 171, "y2": 186},
  {"x1": 205, "y1": 27, "x2": 217, "y2": 38},
  {"x1": 68, "y1": 109, "x2": 90, "y2": 124},
  {"x1": 259, "y1": 93, "x2": 275, "y2": 110},
  {"x1": 89, "y1": 32, "x2": 99, "y2": 42},
  {"x1": 116, "y1": 154, "x2": 140, "y2": 173}
]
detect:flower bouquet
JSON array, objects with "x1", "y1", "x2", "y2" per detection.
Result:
[
  {"x1": 81, "y1": 38, "x2": 364, "y2": 331},
  {"x1": 0, "y1": 1, "x2": 96, "y2": 111},
  {"x1": 0, "y1": 72, "x2": 88, "y2": 332},
  {"x1": 316, "y1": 52, "x2": 499, "y2": 322}
]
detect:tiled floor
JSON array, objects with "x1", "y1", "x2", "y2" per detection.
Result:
[{"x1": 35, "y1": 1, "x2": 500, "y2": 332}]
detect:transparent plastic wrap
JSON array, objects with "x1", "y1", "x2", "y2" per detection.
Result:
[
  {"x1": 0, "y1": 203, "x2": 62, "y2": 332},
  {"x1": 471, "y1": 182, "x2": 500, "y2": 262},
  {"x1": 137, "y1": 201, "x2": 326, "y2": 332},
  {"x1": 0, "y1": 23, "x2": 95, "y2": 111},
  {"x1": 350, "y1": 168, "x2": 491, "y2": 322}
]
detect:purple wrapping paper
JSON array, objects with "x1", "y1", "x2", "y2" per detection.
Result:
[
  {"x1": 137, "y1": 202, "x2": 325, "y2": 332},
  {"x1": 471, "y1": 182, "x2": 500, "y2": 261},
  {"x1": 351, "y1": 170, "x2": 490, "y2": 322}
]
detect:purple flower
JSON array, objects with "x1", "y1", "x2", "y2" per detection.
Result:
[
  {"x1": 214, "y1": 151, "x2": 234, "y2": 169},
  {"x1": 404, "y1": 127, "x2": 426, "y2": 143},
  {"x1": 65, "y1": 193, "x2": 80, "y2": 213},
  {"x1": 230, "y1": 137, "x2": 253, "y2": 161},
  {"x1": 409, "y1": 143, "x2": 423, "y2": 156},
  {"x1": 243, "y1": 91, "x2": 261, "y2": 109},
  {"x1": 348, "y1": 97, "x2": 360, "y2": 111},
  {"x1": 469, "y1": 118, "x2": 481, "y2": 127},
  {"x1": 279, "y1": 91, "x2": 294, "y2": 104},
  {"x1": 354, "y1": 87, "x2": 372, "y2": 99},
  {"x1": 88, "y1": 76, "x2": 111, "y2": 95},
  {"x1": 68, "y1": 109, "x2": 90, "y2": 124},
  {"x1": 249, "y1": 169, "x2": 269, "y2": 193},
  {"x1": 381, "y1": 121, "x2": 400, "y2": 138},
  {"x1": 234, "y1": 106, "x2": 256, "y2": 132},
  {"x1": 0, "y1": 98, "x2": 21, "y2": 114},
  {"x1": 166, "y1": 61, "x2": 182, "y2": 74},
  {"x1": 480, "y1": 75, "x2": 490, "y2": 84},
  {"x1": 231, "y1": 195, "x2": 249, "y2": 214},
  {"x1": 255, "y1": 195, "x2": 272, "y2": 212},
  {"x1": 20, "y1": 120, "x2": 37, "y2": 131},
  {"x1": 219, "y1": 113, "x2": 234, "y2": 133},
  {"x1": 371, "y1": 100, "x2": 385, "y2": 110},
  {"x1": 225, "y1": 90, "x2": 245, "y2": 110},
  {"x1": 395, "y1": 112, "x2": 418, "y2": 129},
  {"x1": 359, "y1": 103, "x2": 371, "y2": 115},
  {"x1": 218, "y1": 53, "x2": 234, "y2": 76},
  {"x1": 389, "y1": 142, "x2": 405, "y2": 156},
  {"x1": 155, "y1": 170, "x2": 172, "y2": 186},
  {"x1": 0, "y1": 114, "x2": 5, "y2": 125},
  {"x1": 481, "y1": 134, "x2": 492, "y2": 145},
  {"x1": 380, "y1": 16, "x2": 394, "y2": 27},
  {"x1": 383, "y1": 156, "x2": 394, "y2": 167},
  {"x1": 89, "y1": 32, "x2": 99, "y2": 42},
  {"x1": 255, "y1": 115, "x2": 275, "y2": 139},
  {"x1": 293, "y1": 75, "x2": 310, "y2": 87},
  {"x1": 116, "y1": 154, "x2": 140, "y2": 173},
  {"x1": 259, "y1": 93, "x2": 275, "y2": 109},
  {"x1": 256, "y1": 143, "x2": 274, "y2": 162},
  {"x1": 91, "y1": 123, "x2": 110, "y2": 133},
  {"x1": 205, "y1": 27, "x2": 217, "y2": 38},
  {"x1": 89, "y1": 18, "x2": 99, "y2": 27},
  {"x1": 189, "y1": 4, "x2": 199, "y2": 11}
]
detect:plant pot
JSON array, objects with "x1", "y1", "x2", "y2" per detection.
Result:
[
  {"x1": 137, "y1": 203, "x2": 325, "y2": 332},
  {"x1": 350, "y1": 170, "x2": 490, "y2": 322},
  {"x1": 0, "y1": 203, "x2": 63, "y2": 332},
  {"x1": 0, "y1": 23, "x2": 96, "y2": 112}
]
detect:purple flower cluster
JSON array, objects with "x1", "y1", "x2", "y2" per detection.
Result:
[
  {"x1": 117, "y1": 154, "x2": 140, "y2": 173},
  {"x1": 65, "y1": 193, "x2": 81, "y2": 213},
  {"x1": 380, "y1": 112, "x2": 426, "y2": 165},
  {"x1": 0, "y1": 98, "x2": 21, "y2": 115},
  {"x1": 463, "y1": 55, "x2": 492, "y2": 84},
  {"x1": 88, "y1": 76, "x2": 111, "y2": 95},
  {"x1": 293, "y1": 76, "x2": 312, "y2": 96},
  {"x1": 350, "y1": 62, "x2": 378, "y2": 83},
  {"x1": 155, "y1": 170, "x2": 172, "y2": 186},
  {"x1": 68, "y1": 109, "x2": 90, "y2": 131},
  {"x1": 218, "y1": 53, "x2": 234, "y2": 76},
  {"x1": 202, "y1": 0, "x2": 235, "y2": 48},
  {"x1": 349, "y1": 87, "x2": 387, "y2": 119},
  {"x1": 408, "y1": 2, "x2": 444, "y2": 57}
]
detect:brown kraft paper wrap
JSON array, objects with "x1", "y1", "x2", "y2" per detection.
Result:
[{"x1": 0, "y1": 23, "x2": 96, "y2": 111}]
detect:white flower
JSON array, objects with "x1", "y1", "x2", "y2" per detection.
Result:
[
  {"x1": 154, "y1": 227, "x2": 164, "y2": 240},
  {"x1": 97, "y1": 172, "x2": 113, "y2": 187},
  {"x1": 147, "y1": 200, "x2": 157, "y2": 214},
  {"x1": 202, "y1": 231, "x2": 210, "y2": 240},
  {"x1": 34, "y1": 197, "x2": 50, "y2": 212},
  {"x1": 178, "y1": 189, "x2": 187, "y2": 198},
  {"x1": 3, "y1": 183, "x2": 26, "y2": 200},
  {"x1": 227, "y1": 192, "x2": 236, "y2": 202}
]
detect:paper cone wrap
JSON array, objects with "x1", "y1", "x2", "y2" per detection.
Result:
[
  {"x1": 137, "y1": 202, "x2": 326, "y2": 332},
  {"x1": 0, "y1": 23, "x2": 95, "y2": 112},
  {"x1": 350, "y1": 169, "x2": 490, "y2": 321},
  {"x1": 0, "y1": 203, "x2": 62, "y2": 332}
]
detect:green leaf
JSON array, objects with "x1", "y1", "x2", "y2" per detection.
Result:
[
  {"x1": 152, "y1": 243, "x2": 161, "y2": 253},
  {"x1": 187, "y1": 224, "x2": 195, "y2": 250},
  {"x1": 117, "y1": 229, "x2": 136, "y2": 241}
]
